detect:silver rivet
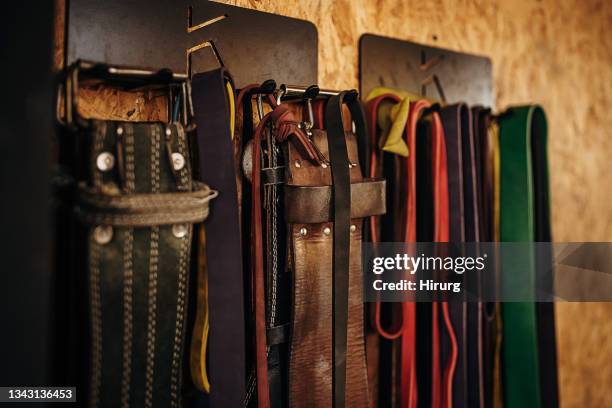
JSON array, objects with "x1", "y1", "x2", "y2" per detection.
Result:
[
  {"x1": 116, "y1": 126, "x2": 124, "y2": 136},
  {"x1": 94, "y1": 225, "x2": 113, "y2": 244},
  {"x1": 323, "y1": 227, "x2": 331, "y2": 235},
  {"x1": 172, "y1": 224, "x2": 188, "y2": 238},
  {"x1": 350, "y1": 225, "x2": 356, "y2": 232},
  {"x1": 171, "y1": 152, "x2": 186, "y2": 171},
  {"x1": 165, "y1": 127, "x2": 172, "y2": 136},
  {"x1": 294, "y1": 159, "x2": 302, "y2": 168},
  {"x1": 96, "y1": 152, "x2": 115, "y2": 172},
  {"x1": 321, "y1": 163, "x2": 328, "y2": 169},
  {"x1": 299, "y1": 227, "x2": 308, "y2": 236},
  {"x1": 349, "y1": 162, "x2": 356, "y2": 169}
]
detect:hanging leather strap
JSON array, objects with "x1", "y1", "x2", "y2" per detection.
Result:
[
  {"x1": 461, "y1": 106, "x2": 485, "y2": 408},
  {"x1": 499, "y1": 106, "x2": 542, "y2": 408},
  {"x1": 191, "y1": 69, "x2": 246, "y2": 407},
  {"x1": 325, "y1": 91, "x2": 357, "y2": 408},
  {"x1": 439, "y1": 104, "x2": 470, "y2": 408},
  {"x1": 530, "y1": 110, "x2": 560, "y2": 408},
  {"x1": 473, "y1": 108, "x2": 503, "y2": 408},
  {"x1": 365, "y1": 94, "x2": 457, "y2": 408},
  {"x1": 499, "y1": 105, "x2": 558, "y2": 408},
  {"x1": 408, "y1": 101, "x2": 456, "y2": 408},
  {"x1": 251, "y1": 111, "x2": 273, "y2": 408}
]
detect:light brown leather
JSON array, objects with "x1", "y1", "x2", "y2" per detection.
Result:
[
  {"x1": 287, "y1": 126, "x2": 370, "y2": 407},
  {"x1": 284, "y1": 178, "x2": 386, "y2": 223}
]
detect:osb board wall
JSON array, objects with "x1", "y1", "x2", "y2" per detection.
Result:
[{"x1": 55, "y1": 0, "x2": 612, "y2": 406}]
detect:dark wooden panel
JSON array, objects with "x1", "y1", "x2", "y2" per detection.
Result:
[
  {"x1": 67, "y1": 0, "x2": 318, "y2": 87},
  {"x1": 360, "y1": 34, "x2": 493, "y2": 107}
]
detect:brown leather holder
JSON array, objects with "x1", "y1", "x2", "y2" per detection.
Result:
[
  {"x1": 284, "y1": 178, "x2": 386, "y2": 223},
  {"x1": 286, "y1": 128, "x2": 383, "y2": 407}
]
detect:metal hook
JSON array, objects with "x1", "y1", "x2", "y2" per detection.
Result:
[
  {"x1": 421, "y1": 74, "x2": 447, "y2": 104},
  {"x1": 187, "y1": 6, "x2": 227, "y2": 33},
  {"x1": 186, "y1": 40, "x2": 224, "y2": 79},
  {"x1": 420, "y1": 52, "x2": 444, "y2": 71}
]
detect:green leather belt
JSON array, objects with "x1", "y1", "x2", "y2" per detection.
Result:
[{"x1": 499, "y1": 105, "x2": 558, "y2": 408}]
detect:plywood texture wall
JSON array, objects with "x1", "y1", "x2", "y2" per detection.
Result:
[{"x1": 56, "y1": 0, "x2": 612, "y2": 406}]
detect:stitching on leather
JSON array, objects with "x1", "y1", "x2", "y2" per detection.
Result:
[
  {"x1": 170, "y1": 226, "x2": 191, "y2": 408},
  {"x1": 169, "y1": 125, "x2": 190, "y2": 407},
  {"x1": 125, "y1": 124, "x2": 136, "y2": 192},
  {"x1": 145, "y1": 126, "x2": 161, "y2": 408},
  {"x1": 121, "y1": 125, "x2": 135, "y2": 408},
  {"x1": 75, "y1": 208, "x2": 211, "y2": 226},
  {"x1": 89, "y1": 236, "x2": 102, "y2": 408},
  {"x1": 176, "y1": 125, "x2": 191, "y2": 189},
  {"x1": 93, "y1": 122, "x2": 105, "y2": 187},
  {"x1": 121, "y1": 228, "x2": 134, "y2": 408}
]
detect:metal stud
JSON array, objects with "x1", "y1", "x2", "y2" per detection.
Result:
[
  {"x1": 321, "y1": 163, "x2": 328, "y2": 169},
  {"x1": 94, "y1": 225, "x2": 113, "y2": 244},
  {"x1": 350, "y1": 225, "x2": 357, "y2": 232},
  {"x1": 323, "y1": 227, "x2": 331, "y2": 235},
  {"x1": 172, "y1": 224, "x2": 188, "y2": 238},
  {"x1": 96, "y1": 152, "x2": 115, "y2": 172},
  {"x1": 299, "y1": 227, "x2": 308, "y2": 236},
  {"x1": 171, "y1": 152, "x2": 186, "y2": 171},
  {"x1": 165, "y1": 127, "x2": 172, "y2": 136},
  {"x1": 294, "y1": 159, "x2": 302, "y2": 168},
  {"x1": 116, "y1": 126, "x2": 124, "y2": 136}
]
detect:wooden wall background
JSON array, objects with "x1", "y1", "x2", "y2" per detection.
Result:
[{"x1": 55, "y1": 0, "x2": 612, "y2": 406}]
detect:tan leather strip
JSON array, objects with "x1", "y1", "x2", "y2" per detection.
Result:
[
  {"x1": 75, "y1": 182, "x2": 217, "y2": 226},
  {"x1": 284, "y1": 178, "x2": 386, "y2": 224},
  {"x1": 288, "y1": 223, "x2": 369, "y2": 407}
]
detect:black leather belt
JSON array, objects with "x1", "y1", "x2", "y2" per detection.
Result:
[{"x1": 191, "y1": 68, "x2": 246, "y2": 408}]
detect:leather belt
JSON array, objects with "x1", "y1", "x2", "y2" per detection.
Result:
[
  {"x1": 191, "y1": 69, "x2": 246, "y2": 407},
  {"x1": 365, "y1": 93, "x2": 457, "y2": 408},
  {"x1": 245, "y1": 89, "x2": 375, "y2": 407},
  {"x1": 473, "y1": 108, "x2": 503, "y2": 408},
  {"x1": 499, "y1": 105, "x2": 559, "y2": 408},
  {"x1": 73, "y1": 120, "x2": 211, "y2": 408}
]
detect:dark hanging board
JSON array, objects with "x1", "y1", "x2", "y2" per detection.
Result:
[
  {"x1": 359, "y1": 34, "x2": 493, "y2": 107},
  {"x1": 67, "y1": 1, "x2": 318, "y2": 87}
]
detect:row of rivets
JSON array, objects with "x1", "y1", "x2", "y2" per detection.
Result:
[
  {"x1": 298, "y1": 225, "x2": 357, "y2": 237},
  {"x1": 95, "y1": 126, "x2": 124, "y2": 172},
  {"x1": 94, "y1": 223, "x2": 188, "y2": 244},
  {"x1": 294, "y1": 160, "x2": 355, "y2": 169}
]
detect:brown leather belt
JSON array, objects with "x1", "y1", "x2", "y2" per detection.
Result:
[{"x1": 244, "y1": 86, "x2": 382, "y2": 407}]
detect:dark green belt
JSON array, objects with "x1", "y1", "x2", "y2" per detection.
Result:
[{"x1": 499, "y1": 105, "x2": 558, "y2": 408}]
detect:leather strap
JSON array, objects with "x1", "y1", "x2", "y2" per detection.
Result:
[
  {"x1": 325, "y1": 91, "x2": 356, "y2": 408},
  {"x1": 439, "y1": 104, "x2": 469, "y2": 408},
  {"x1": 191, "y1": 69, "x2": 246, "y2": 407},
  {"x1": 284, "y1": 179, "x2": 386, "y2": 223},
  {"x1": 251, "y1": 111, "x2": 273, "y2": 408},
  {"x1": 530, "y1": 110, "x2": 560, "y2": 408},
  {"x1": 365, "y1": 94, "x2": 457, "y2": 408},
  {"x1": 499, "y1": 105, "x2": 558, "y2": 408},
  {"x1": 499, "y1": 106, "x2": 541, "y2": 408},
  {"x1": 81, "y1": 121, "x2": 200, "y2": 408},
  {"x1": 473, "y1": 108, "x2": 502, "y2": 408},
  {"x1": 460, "y1": 106, "x2": 484, "y2": 408}
]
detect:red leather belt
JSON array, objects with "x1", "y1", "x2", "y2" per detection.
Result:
[{"x1": 365, "y1": 95, "x2": 456, "y2": 408}]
